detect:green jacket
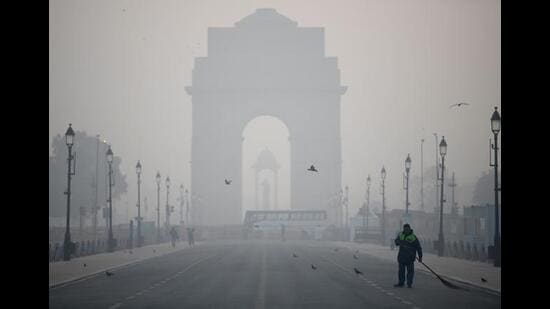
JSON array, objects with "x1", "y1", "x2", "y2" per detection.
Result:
[{"x1": 395, "y1": 230, "x2": 423, "y2": 263}]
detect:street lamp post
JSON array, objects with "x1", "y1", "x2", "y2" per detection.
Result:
[
  {"x1": 365, "y1": 175, "x2": 371, "y2": 233},
  {"x1": 156, "y1": 172, "x2": 161, "y2": 243},
  {"x1": 63, "y1": 124, "x2": 76, "y2": 261},
  {"x1": 490, "y1": 107, "x2": 501, "y2": 267},
  {"x1": 179, "y1": 184, "x2": 184, "y2": 225},
  {"x1": 381, "y1": 166, "x2": 386, "y2": 246},
  {"x1": 404, "y1": 154, "x2": 411, "y2": 218},
  {"x1": 165, "y1": 176, "x2": 171, "y2": 236},
  {"x1": 136, "y1": 160, "x2": 142, "y2": 247},
  {"x1": 106, "y1": 145, "x2": 114, "y2": 252},
  {"x1": 185, "y1": 189, "x2": 189, "y2": 224},
  {"x1": 438, "y1": 136, "x2": 447, "y2": 257}
]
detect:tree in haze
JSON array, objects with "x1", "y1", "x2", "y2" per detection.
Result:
[{"x1": 49, "y1": 130, "x2": 127, "y2": 219}]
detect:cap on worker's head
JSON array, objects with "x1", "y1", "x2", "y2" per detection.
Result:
[{"x1": 403, "y1": 224, "x2": 411, "y2": 229}]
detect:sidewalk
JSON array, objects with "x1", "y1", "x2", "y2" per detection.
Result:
[
  {"x1": 335, "y1": 241, "x2": 501, "y2": 294},
  {"x1": 49, "y1": 241, "x2": 199, "y2": 288}
]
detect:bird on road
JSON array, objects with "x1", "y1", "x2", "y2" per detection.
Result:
[
  {"x1": 353, "y1": 254, "x2": 359, "y2": 259},
  {"x1": 354, "y1": 268, "x2": 363, "y2": 275},
  {"x1": 307, "y1": 165, "x2": 318, "y2": 172},
  {"x1": 311, "y1": 264, "x2": 318, "y2": 270},
  {"x1": 481, "y1": 278, "x2": 487, "y2": 283},
  {"x1": 449, "y1": 102, "x2": 470, "y2": 108},
  {"x1": 106, "y1": 271, "x2": 114, "y2": 277},
  {"x1": 225, "y1": 179, "x2": 232, "y2": 185},
  {"x1": 292, "y1": 253, "x2": 298, "y2": 258}
]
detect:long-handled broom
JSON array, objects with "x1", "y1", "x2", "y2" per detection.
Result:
[{"x1": 415, "y1": 257, "x2": 468, "y2": 291}]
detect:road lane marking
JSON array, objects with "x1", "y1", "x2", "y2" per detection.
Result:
[{"x1": 110, "y1": 253, "x2": 219, "y2": 308}]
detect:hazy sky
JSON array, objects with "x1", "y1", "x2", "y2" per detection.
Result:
[{"x1": 49, "y1": 0, "x2": 500, "y2": 223}]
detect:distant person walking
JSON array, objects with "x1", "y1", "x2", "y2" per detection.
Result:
[
  {"x1": 394, "y1": 224, "x2": 423, "y2": 288},
  {"x1": 187, "y1": 227, "x2": 195, "y2": 246},
  {"x1": 169, "y1": 227, "x2": 179, "y2": 248}
]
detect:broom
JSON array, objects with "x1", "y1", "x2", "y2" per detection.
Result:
[{"x1": 415, "y1": 257, "x2": 468, "y2": 291}]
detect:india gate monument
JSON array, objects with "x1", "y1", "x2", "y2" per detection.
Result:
[{"x1": 185, "y1": 8, "x2": 346, "y2": 226}]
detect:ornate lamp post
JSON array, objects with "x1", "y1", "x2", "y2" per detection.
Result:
[
  {"x1": 63, "y1": 124, "x2": 76, "y2": 261},
  {"x1": 381, "y1": 166, "x2": 386, "y2": 246},
  {"x1": 365, "y1": 175, "x2": 371, "y2": 233},
  {"x1": 106, "y1": 145, "x2": 114, "y2": 252},
  {"x1": 438, "y1": 136, "x2": 447, "y2": 257},
  {"x1": 185, "y1": 189, "x2": 190, "y2": 224},
  {"x1": 156, "y1": 171, "x2": 161, "y2": 243},
  {"x1": 490, "y1": 107, "x2": 501, "y2": 267},
  {"x1": 165, "y1": 176, "x2": 171, "y2": 236},
  {"x1": 136, "y1": 160, "x2": 142, "y2": 247},
  {"x1": 179, "y1": 184, "x2": 184, "y2": 225},
  {"x1": 404, "y1": 154, "x2": 412, "y2": 218}
]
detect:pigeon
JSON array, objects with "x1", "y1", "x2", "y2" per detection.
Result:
[
  {"x1": 307, "y1": 165, "x2": 318, "y2": 172},
  {"x1": 106, "y1": 271, "x2": 114, "y2": 277},
  {"x1": 354, "y1": 268, "x2": 363, "y2": 275},
  {"x1": 292, "y1": 253, "x2": 298, "y2": 258},
  {"x1": 353, "y1": 254, "x2": 359, "y2": 259},
  {"x1": 449, "y1": 102, "x2": 469, "y2": 108},
  {"x1": 481, "y1": 278, "x2": 487, "y2": 283},
  {"x1": 311, "y1": 264, "x2": 318, "y2": 270},
  {"x1": 225, "y1": 179, "x2": 232, "y2": 185}
]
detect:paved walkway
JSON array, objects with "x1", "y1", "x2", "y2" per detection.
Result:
[
  {"x1": 49, "y1": 241, "x2": 199, "y2": 288},
  {"x1": 334, "y1": 241, "x2": 501, "y2": 294}
]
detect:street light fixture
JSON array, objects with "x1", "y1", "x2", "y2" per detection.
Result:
[
  {"x1": 185, "y1": 189, "x2": 190, "y2": 224},
  {"x1": 179, "y1": 184, "x2": 184, "y2": 225},
  {"x1": 364, "y1": 175, "x2": 371, "y2": 236},
  {"x1": 404, "y1": 154, "x2": 411, "y2": 218},
  {"x1": 63, "y1": 124, "x2": 76, "y2": 261},
  {"x1": 165, "y1": 176, "x2": 171, "y2": 236},
  {"x1": 106, "y1": 145, "x2": 114, "y2": 252},
  {"x1": 380, "y1": 166, "x2": 386, "y2": 246},
  {"x1": 156, "y1": 171, "x2": 161, "y2": 243},
  {"x1": 437, "y1": 136, "x2": 447, "y2": 257},
  {"x1": 490, "y1": 107, "x2": 501, "y2": 267},
  {"x1": 136, "y1": 160, "x2": 142, "y2": 247}
]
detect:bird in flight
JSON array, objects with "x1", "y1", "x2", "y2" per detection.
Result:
[
  {"x1": 292, "y1": 253, "x2": 299, "y2": 258},
  {"x1": 354, "y1": 268, "x2": 363, "y2": 275},
  {"x1": 307, "y1": 165, "x2": 318, "y2": 172},
  {"x1": 449, "y1": 102, "x2": 470, "y2": 108},
  {"x1": 105, "y1": 271, "x2": 114, "y2": 277},
  {"x1": 225, "y1": 179, "x2": 232, "y2": 185},
  {"x1": 311, "y1": 264, "x2": 318, "y2": 270}
]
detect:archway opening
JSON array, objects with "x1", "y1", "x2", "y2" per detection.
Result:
[{"x1": 242, "y1": 116, "x2": 290, "y2": 219}]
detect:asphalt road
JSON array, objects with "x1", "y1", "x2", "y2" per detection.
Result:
[{"x1": 49, "y1": 240, "x2": 501, "y2": 309}]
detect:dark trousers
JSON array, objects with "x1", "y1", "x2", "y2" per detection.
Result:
[{"x1": 398, "y1": 262, "x2": 415, "y2": 286}]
